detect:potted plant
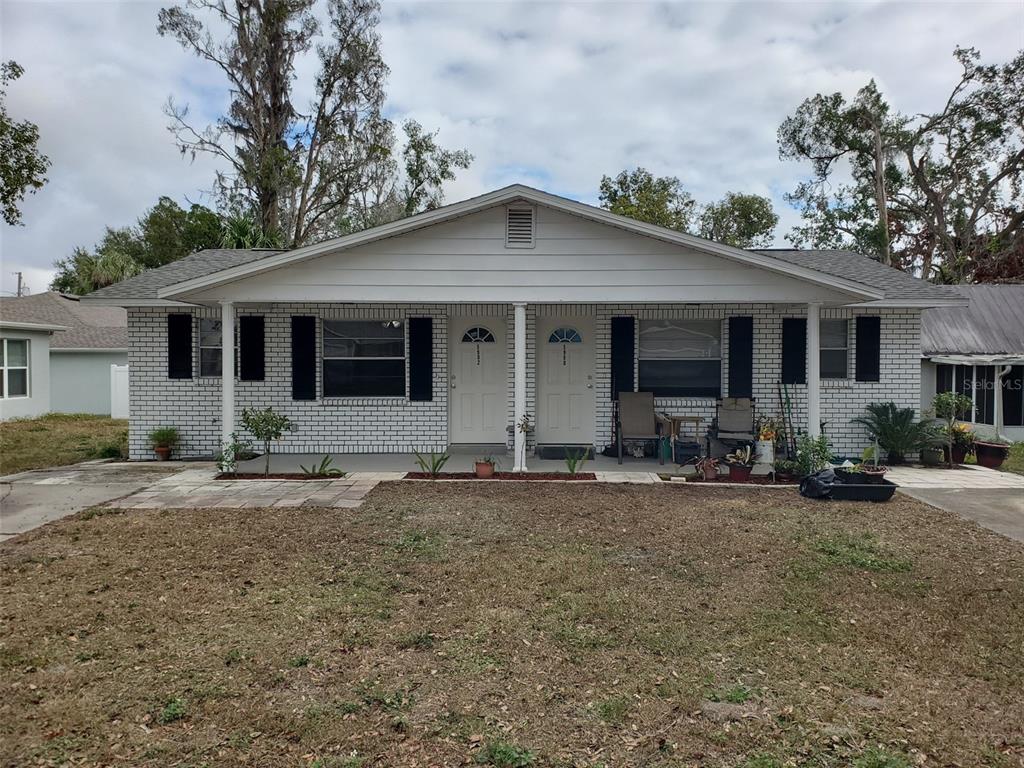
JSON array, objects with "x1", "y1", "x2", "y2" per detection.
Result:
[
  {"x1": 148, "y1": 426, "x2": 179, "y2": 461},
  {"x1": 724, "y1": 445, "x2": 755, "y2": 481},
  {"x1": 836, "y1": 447, "x2": 888, "y2": 485},
  {"x1": 933, "y1": 392, "x2": 974, "y2": 467},
  {"x1": 974, "y1": 437, "x2": 1011, "y2": 469},
  {"x1": 773, "y1": 459, "x2": 799, "y2": 482},
  {"x1": 694, "y1": 456, "x2": 719, "y2": 481},
  {"x1": 942, "y1": 422, "x2": 975, "y2": 465},
  {"x1": 919, "y1": 446, "x2": 943, "y2": 466},
  {"x1": 475, "y1": 455, "x2": 498, "y2": 478},
  {"x1": 754, "y1": 416, "x2": 779, "y2": 464}
]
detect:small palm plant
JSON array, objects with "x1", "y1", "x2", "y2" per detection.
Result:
[
  {"x1": 299, "y1": 455, "x2": 343, "y2": 477},
  {"x1": 564, "y1": 447, "x2": 588, "y2": 474},
  {"x1": 413, "y1": 450, "x2": 450, "y2": 477},
  {"x1": 851, "y1": 402, "x2": 938, "y2": 465}
]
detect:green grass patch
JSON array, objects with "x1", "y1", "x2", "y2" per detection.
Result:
[
  {"x1": 595, "y1": 695, "x2": 629, "y2": 723},
  {"x1": 708, "y1": 684, "x2": 754, "y2": 704},
  {"x1": 0, "y1": 413, "x2": 128, "y2": 475},
  {"x1": 814, "y1": 533, "x2": 912, "y2": 573},
  {"x1": 475, "y1": 740, "x2": 535, "y2": 767},
  {"x1": 157, "y1": 697, "x2": 186, "y2": 724}
]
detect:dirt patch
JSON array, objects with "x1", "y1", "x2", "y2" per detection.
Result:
[
  {"x1": 2, "y1": 484, "x2": 1023, "y2": 767},
  {"x1": 215, "y1": 472, "x2": 346, "y2": 480},
  {"x1": 405, "y1": 471, "x2": 597, "y2": 480}
]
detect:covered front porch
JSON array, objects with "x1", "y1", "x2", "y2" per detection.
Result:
[{"x1": 208, "y1": 299, "x2": 838, "y2": 471}]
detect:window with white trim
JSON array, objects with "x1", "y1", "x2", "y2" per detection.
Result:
[
  {"x1": 323, "y1": 320, "x2": 405, "y2": 397},
  {"x1": 198, "y1": 318, "x2": 239, "y2": 377},
  {"x1": 638, "y1": 319, "x2": 721, "y2": 397},
  {"x1": 820, "y1": 319, "x2": 849, "y2": 379},
  {"x1": 1, "y1": 339, "x2": 29, "y2": 398}
]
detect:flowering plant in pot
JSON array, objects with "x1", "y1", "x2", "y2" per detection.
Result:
[
  {"x1": 724, "y1": 445, "x2": 755, "y2": 481},
  {"x1": 474, "y1": 455, "x2": 498, "y2": 478},
  {"x1": 974, "y1": 437, "x2": 1011, "y2": 469},
  {"x1": 148, "y1": 426, "x2": 179, "y2": 461}
]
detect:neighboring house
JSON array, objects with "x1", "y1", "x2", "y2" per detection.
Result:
[
  {"x1": 0, "y1": 320, "x2": 66, "y2": 420},
  {"x1": 0, "y1": 292, "x2": 128, "y2": 416},
  {"x1": 920, "y1": 285, "x2": 1024, "y2": 442},
  {"x1": 83, "y1": 185, "x2": 960, "y2": 463}
]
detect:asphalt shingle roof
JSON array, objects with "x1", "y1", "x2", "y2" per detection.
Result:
[
  {"x1": 920, "y1": 284, "x2": 1024, "y2": 356},
  {"x1": 0, "y1": 292, "x2": 128, "y2": 349},
  {"x1": 85, "y1": 248, "x2": 284, "y2": 300},
  {"x1": 755, "y1": 249, "x2": 957, "y2": 302}
]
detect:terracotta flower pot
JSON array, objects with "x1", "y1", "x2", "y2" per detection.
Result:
[
  {"x1": 727, "y1": 464, "x2": 753, "y2": 482},
  {"x1": 154, "y1": 446, "x2": 172, "y2": 461},
  {"x1": 974, "y1": 441, "x2": 1009, "y2": 469},
  {"x1": 474, "y1": 461, "x2": 495, "y2": 479}
]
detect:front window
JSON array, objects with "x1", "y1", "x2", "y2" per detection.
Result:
[
  {"x1": 1, "y1": 339, "x2": 29, "y2": 398},
  {"x1": 638, "y1": 319, "x2": 721, "y2": 397},
  {"x1": 323, "y1": 320, "x2": 405, "y2": 397},
  {"x1": 820, "y1": 319, "x2": 848, "y2": 379},
  {"x1": 198, "y1": 318, "x2": 241, "y2": 377}
]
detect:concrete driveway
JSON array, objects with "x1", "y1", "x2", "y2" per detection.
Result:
[
  {"x1": 898, "y1": 487, "x2": 1024, "y2": 544},
  {"x1": 0, "y1": 460, "x2": 191, "y2": 540}
]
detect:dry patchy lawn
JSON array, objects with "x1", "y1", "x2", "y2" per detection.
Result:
[
  {"x1": 0, "y1": 414, "x2": 128, "y2": 475},
  {"x1": 2, "y1": 484, "x2": 1023, "y2": 768}
]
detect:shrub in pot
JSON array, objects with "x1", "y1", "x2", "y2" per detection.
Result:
[
  {"x1": 724, "y1": 445, "x2": 755, "y2": 481},
  {"x1": 148, "y1": 426, "x2": 179, "y2": 461},
  {"x1": 933, "y1": 392, "x2": 974, "y2": 467},
  {"x1": 941, "y1": 422, "x2": 975, "y2": 465},
  {"x1": 475, "y1": 456, "x2": 497, "y2": 478},
  {"x1": 774, "y1": 459, "x2": 799, "y2": 482},
  {"x1": 920, "y1": 446, "x2": 943, "y2": 466},
  {"x1": 974, "y1": 438, "x2": 1011, "y2": 469}
]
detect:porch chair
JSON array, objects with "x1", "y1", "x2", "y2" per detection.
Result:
[
  {"x1": 616, "y1": 391, "x2": 671, "y2": 465},
  {"x1": 706, "y1": 398, "x2": 756, "y2": 458}
]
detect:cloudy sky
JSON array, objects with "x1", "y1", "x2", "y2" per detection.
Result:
[{"x1": 1, "y1": 0, "x2": 1021, "y2": 296}]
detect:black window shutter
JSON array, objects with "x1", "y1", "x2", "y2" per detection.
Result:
[
  {"x1": 167, "y1": 313, "x2": 193, "y2": 379},
  {"x1": 855, "y1": 316, "x2": 881, "y2": 382},
  {"x1": 239, "y1": 316, "x2": 265, "y2": 381},
  {"x1": 727, "y1": 317, "x2": 753, "y2": 398},
  {"x1": 408, "y1": 317, "x2": 433, "y2": 401},
  {"x1": 781, "y1": 318, "x2": 806, "y2": 385},
  {"x1": 610, "y1": 316, "x2": 635, "y2": 399},
  {"x1": 291, "y1": 316, "x2": 316, "y2": 400}
]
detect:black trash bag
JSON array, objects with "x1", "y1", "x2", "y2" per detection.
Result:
[{"x1": 799, "y1": 468, "x2": 836, "y2": 499}]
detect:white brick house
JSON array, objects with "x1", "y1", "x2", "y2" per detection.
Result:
[{"x1": 85, "y1": 185, "x2": 960, "y2": 464}]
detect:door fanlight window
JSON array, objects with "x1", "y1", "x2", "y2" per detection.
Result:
[
  {"x1": 548, "y1": 326, "x2": 582, "y2": 365},
  {"x1": 548, "y1": 327, "x2": 582, "y2": 344},
  {"x1": 461, "y1": 326, "x2": 495, "y2": 364}
]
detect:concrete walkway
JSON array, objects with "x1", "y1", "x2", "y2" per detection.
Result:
[
  {"x1": 107, "y1": 468, "x2": 407, "y2": 510},
  {"x1": 0, "y1": 460, "x2": 186, "y2": 539},
  {"x1": 886, "y1": 463, "x2": 1024, "y2": 489}
]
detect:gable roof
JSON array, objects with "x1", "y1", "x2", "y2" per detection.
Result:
[
  {"x1": 0, "y1": 291, "x2": 127, "y2": 349},
  {"x1": 757, "y1": 250, "x2": 961, "y2": 304},
  {"x1": 921, "y1": 284, "x2": 1024, "y2": 357},
  {"x1": 85, "y1": 248, "x2": 284, "y2": 303},
  {"x1": 82, "y1": 185, "x2": 957, "y2": 307}
]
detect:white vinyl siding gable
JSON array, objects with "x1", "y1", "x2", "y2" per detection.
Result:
[{"x1": 191, "y1": 206, "x2": 864, "y2": 305}]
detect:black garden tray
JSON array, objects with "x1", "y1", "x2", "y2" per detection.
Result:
[{"x1": 830, "y1": 478, "x2": 898, "y2": 502}]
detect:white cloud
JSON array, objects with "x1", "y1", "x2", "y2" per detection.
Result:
[{"x1": 1, "y1": 0, "x2": 1020, "y2": 295}]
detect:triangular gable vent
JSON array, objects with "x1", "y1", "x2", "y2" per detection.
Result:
[{"x1": 505, "y1": 206, "x2": 535, "y2": 248}]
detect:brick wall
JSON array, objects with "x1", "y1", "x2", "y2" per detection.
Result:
[{"x1": 128, "y1": 304, "x2": 922, "y2": 461}]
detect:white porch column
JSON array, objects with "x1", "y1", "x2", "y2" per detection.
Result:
[
  {"x1": 513, "y1": 302, "x2": 527, "y2": 472},
  {"x1": 220, "y1": 300, "x2": 235, "y2": 448},
  {"x1": 806, "y1": 302, "x2": 821, "y2": 437}
]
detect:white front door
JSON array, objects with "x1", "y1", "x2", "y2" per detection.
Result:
[
  {"x1": 449, "y1": 319, "x2": 507, "y2": 443},
  {"x1": 536, "y1": 318, "x2": 595, "y2": 445}
]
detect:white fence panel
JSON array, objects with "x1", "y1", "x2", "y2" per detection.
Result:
[{"x1": 110, "y1": 364, "x2": 129, "y2": 419}]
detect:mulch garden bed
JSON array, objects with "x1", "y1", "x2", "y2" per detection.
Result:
[
  {"x1": 405, "y1": 471, "x2": 597, "y2": 480},
  {"x1": 215, "y1": 473, "x2": 346, "y2": 480}
]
